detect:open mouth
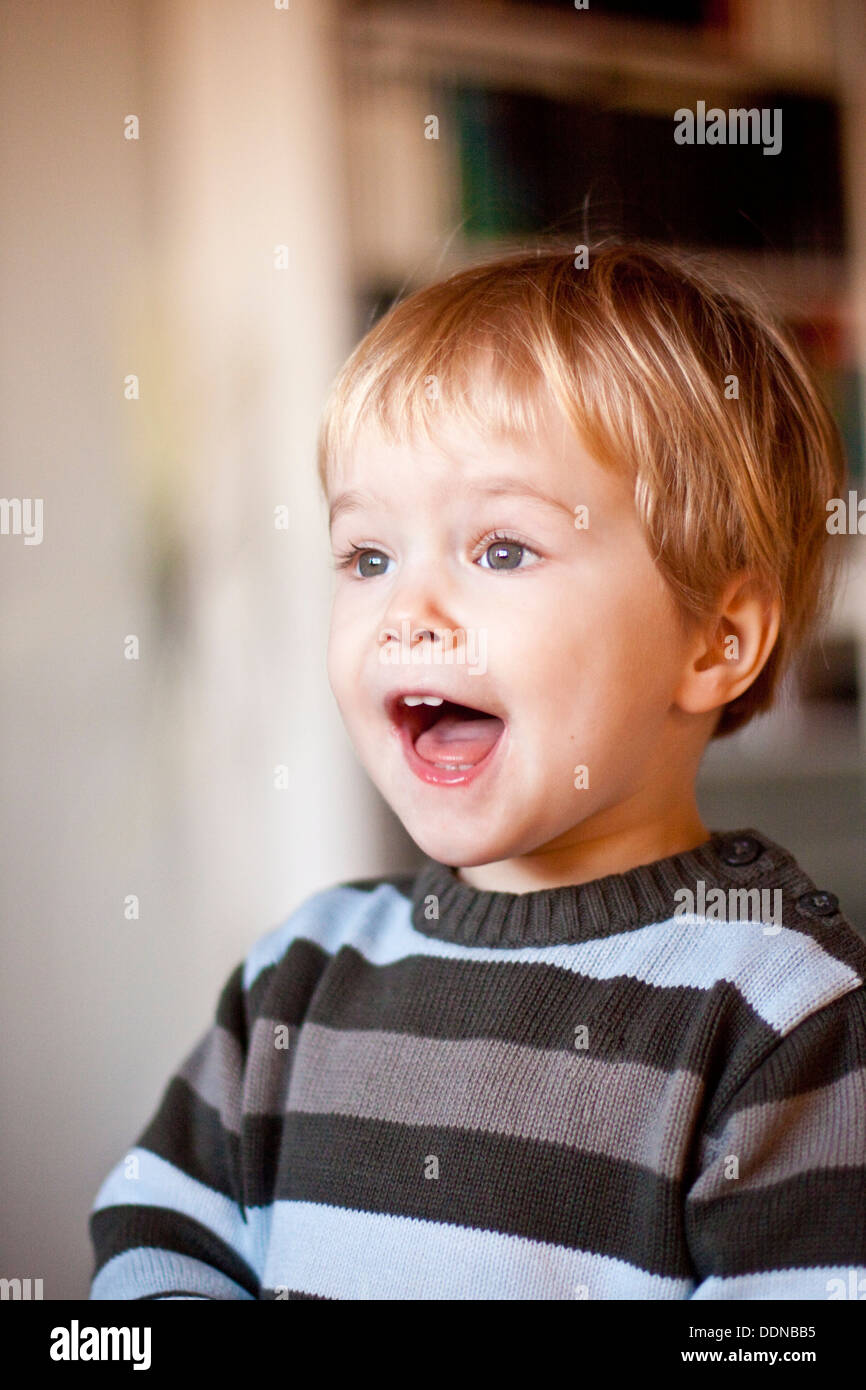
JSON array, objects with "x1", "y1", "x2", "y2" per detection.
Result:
[{"x1": 388, "y1": 692, "x2": 506, "y2": 773}]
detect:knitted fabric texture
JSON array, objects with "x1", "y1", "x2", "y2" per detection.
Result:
[{"x1": 89, "y1": 828, "x2": 866, "y2": 1300}]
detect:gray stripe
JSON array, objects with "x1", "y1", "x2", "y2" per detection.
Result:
[
  {"x1": 178, "y1": 1020, "x2": 299, "y2": 1131},
  {"x1": 285, "y1": 1022, "x2": 704, "y2": 1178},
  {"x1": 246, "y1": 1017, "x2": 298, "y2": 1116},
  {"x1": 177, "y1": 1025, "x2": 244, "y2": 1135},
  {"x1": 690, "y1": 1067, "x2": 866, "y2": 1199}
]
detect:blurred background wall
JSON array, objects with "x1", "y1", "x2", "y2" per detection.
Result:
[{"x1": 1, "y1": 0, "x2": 865, "y2": 1299}]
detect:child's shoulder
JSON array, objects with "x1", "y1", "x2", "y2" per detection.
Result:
[
  {"x1": 695, "y1": 826, "x2": 866, "y2": 1035},
  {"x1": 736, "y1": 826, "x2": 866, "y2": 963},
  {"x1": 239, "y1": 866, "x2": 420, "y2": 992}
]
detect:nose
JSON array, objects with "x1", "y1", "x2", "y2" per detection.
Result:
[
  {"x1": 378, "y1": 623, "x2": 438, "y2": 654},
  {"x1": 378, "y1": 575, "x2": 455, "y2": 656}
]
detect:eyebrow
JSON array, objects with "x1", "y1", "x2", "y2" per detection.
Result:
[
  {"x1": 328, "y1": 478, "x2": 575, "y2": 529},
  {"x1": 329, "y1": 489, "x2": 375, "y2": 529}
]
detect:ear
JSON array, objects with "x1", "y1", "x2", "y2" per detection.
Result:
[{"x1": 673, "y1": 574, "x2": 781, "y2": 719}]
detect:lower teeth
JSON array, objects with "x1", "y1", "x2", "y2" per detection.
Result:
[{"x1": 434, "y1": 761, "x2": 474, "y2": 770}]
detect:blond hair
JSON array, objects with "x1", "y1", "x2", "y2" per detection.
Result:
[{"x1": 317, "y1": 243, "x2": 846, "y2": 737}]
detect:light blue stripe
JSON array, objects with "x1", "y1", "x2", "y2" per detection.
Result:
[
  {"x1": 690, "y1": 1266, "x2": 866, "y2": 1300},
  {"x1": 260, "y1": 1199, "x2": 692, "y2": 1300},
  {"x1": 90, "y1": 1148, "x2": 270, "y2": 1277},
  {"x1": 243, "y1": 885, "x2": 377, "y2": 987},
  {"x1": 91, "y1": 1247, "x2": 256, "y2": 1300},
  {"x1": 244, "y1": 883, "x2": 861, "y2": 1035}
]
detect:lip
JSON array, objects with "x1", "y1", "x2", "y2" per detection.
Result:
[{"x1": 385, "y1": 689, "x2": 508, "y2": 788}]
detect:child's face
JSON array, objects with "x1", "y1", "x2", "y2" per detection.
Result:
[{"x1": 326, "y1": 400, "x2": 705, "y2": 871}]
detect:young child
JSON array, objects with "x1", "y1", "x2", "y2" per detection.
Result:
[{"x1": 89, "y1": 244, "x2": 866, "y2": 1300}]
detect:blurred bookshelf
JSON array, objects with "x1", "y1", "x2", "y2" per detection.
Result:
[{"x1": 336, "y1": 0, "x2": 866, "y2": 927}]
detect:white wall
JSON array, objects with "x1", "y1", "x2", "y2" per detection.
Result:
[{"x1": 0, "y1": 0, "x2": 397, "y2": 1300}]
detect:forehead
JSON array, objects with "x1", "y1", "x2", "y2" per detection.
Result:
[
  {"x1": 330, "y1": 415, "x2": 541, "y2": 501},
  {"x1": 327, "y1": 407, "x2": 629, "y2": 529}
]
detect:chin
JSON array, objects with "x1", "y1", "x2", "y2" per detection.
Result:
[
  {"x1": 401, "y1": 819, "x2": 513, "y2": 870},
  {"x1": 403, "y1": 822, "x2": 497, "y2": 867}
]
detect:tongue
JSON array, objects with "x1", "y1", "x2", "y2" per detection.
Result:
[{"x1": 414, "y1": 712, "x2": 504, "y2": 766}]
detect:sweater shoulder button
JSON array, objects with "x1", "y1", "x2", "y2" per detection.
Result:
[
  {"x1": 717, "y1": 834, "x2": 762, "y2": 866},
  {"x1": 795, "y1": 890, "x2": 839, "y2": 917}
]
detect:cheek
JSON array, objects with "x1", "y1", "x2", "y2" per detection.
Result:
[
  {"x1": 327, "y1": 611, "x2": 375, "y2": 724},
  {"x1": 530, "y1": 597, "x2": 681, "y2": 719},
  {"x1": 592, "y1": 563, "x2": 680, "y2": 654},
  {"x1": 326, "y1": 617, "x2": 351, "y2": 701}
]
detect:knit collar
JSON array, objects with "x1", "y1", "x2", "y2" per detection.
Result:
[{"x1": 409, "y1": 828, "x2": 795, "y2": 947}]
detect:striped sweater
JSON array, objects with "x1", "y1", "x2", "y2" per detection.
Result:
[{"x1": 89, "y1": 827, "x2": 866, "y2": 1300}]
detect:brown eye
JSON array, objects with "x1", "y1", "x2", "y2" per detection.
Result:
[
  {"x1": 481, "y1": 540, "x2": 525, "y2": 570},
  {"x1": 357, "y1": 550, "x2": 389, "y2": 578}
]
